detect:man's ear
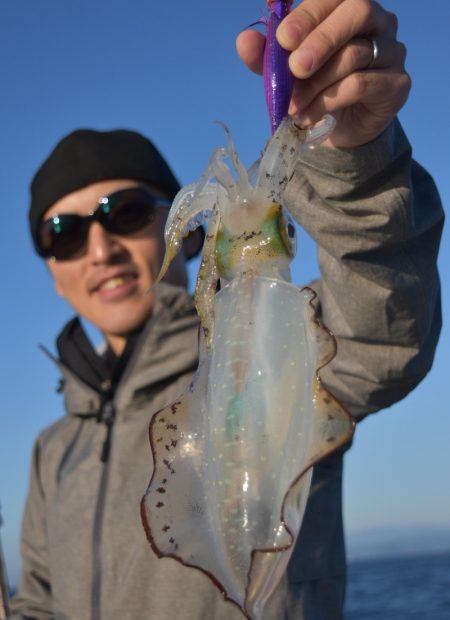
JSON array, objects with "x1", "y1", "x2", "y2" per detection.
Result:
[{"x1": 183, "y1": 226, "x2": 205, "y2": 261}]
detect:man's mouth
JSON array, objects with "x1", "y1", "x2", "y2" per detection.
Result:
[{"x1": 97, "y1": 274, "x2": 136, "y2": 291}]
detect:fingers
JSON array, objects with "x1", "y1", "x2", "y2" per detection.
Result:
[
  {"x1": 277, "y1": 0, "x2": 399, "y2": 78},
  {"x1": 236, "y1": 1, "x2": 399, "y2": 79},
  {"x1": 291, "y1": 37, "x2": 407, "y2": 115},
  {"x1": 235, "y1": 0, "x2": 409, "y2": 146},
  {"x1": 293, "y1": 66, "x2": 412, "y2": 133}
]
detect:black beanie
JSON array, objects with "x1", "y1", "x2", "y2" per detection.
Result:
[{"x1": 29, "y1": 128, "x2": 181, "y2": 255}]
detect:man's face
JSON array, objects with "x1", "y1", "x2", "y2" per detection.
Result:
[{"x1": 45, "y1": 178, "x2": 187, "y2": 354}]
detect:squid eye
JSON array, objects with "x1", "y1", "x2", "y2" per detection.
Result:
[{"x1": 279, "y1": 208, "x2": 297, "y2": 258}]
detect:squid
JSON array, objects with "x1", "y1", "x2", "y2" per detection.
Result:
[
  {"x1": 141, "y1": 114, "x2": 355, "y2": 619},
  {"x1": 142, "y1": 1, "x2": 355, "y2": 618}
]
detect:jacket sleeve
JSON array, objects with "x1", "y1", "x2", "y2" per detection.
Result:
[
  {"x1": 285, "y1": 118, "x2": 444, "y2": 421},
  {"x1": 9, "y1": 439, "x2": 54, "y2": 620}
]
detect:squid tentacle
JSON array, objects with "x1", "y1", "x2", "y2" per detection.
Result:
[
  {"x1": 215, "y1": 121, "x2": 253, "y2": 199},
  {"x1": 155, "y1": 182, "x2": 216, "y2": 284},
  {"x1": 194, "y1": 203, "x2": 221, "y2": 348},
  {"x1": 255, "y1": 115, "x2": 336, "y2": 205}
]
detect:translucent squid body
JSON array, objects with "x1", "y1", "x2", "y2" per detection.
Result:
[{"x1": 141, "y1": 116, "x2": 355, "y2": 620}]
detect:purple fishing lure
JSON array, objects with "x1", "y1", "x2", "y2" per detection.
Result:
[{"x1": 263, "y1": 0, "x2": 294, "y2": 133}]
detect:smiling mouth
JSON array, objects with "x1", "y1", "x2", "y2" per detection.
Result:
[{"x1": 98, "y1": 274, "x2": 136, "y2": 291}]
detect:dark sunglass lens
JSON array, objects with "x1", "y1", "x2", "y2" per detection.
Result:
[
  {"x1": 104, "y1": 196, "x2": 155, "y2": 235},
  {"x1": 38, "y1": 215, "x2": 87, "y2": 260},
  {"x1": 37, "y1": 189, "x2": 164, "y2": 260}
]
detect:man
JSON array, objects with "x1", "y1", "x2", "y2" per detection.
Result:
[{"x1": 11, "y1": 1, "x2": 443, "y2": 619}]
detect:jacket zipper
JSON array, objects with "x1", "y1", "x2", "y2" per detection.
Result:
[{"x1": 91, "y1": 390, "x2": 116, "y2": 620}]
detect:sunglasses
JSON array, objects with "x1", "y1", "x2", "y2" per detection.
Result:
[{"x1": 37, "y1": 187, "x2": 171, "y2": 261}]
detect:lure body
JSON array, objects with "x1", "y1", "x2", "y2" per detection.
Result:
[
  {"x1": 264, "y1": 1, "x2": 294, "y2": 133},
  {"x1": 142, "y1": 116, "x2": 353, "y2": 619}
]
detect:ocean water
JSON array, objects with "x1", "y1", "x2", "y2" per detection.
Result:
[
  {"x1": 345, "y1": 550, "x2": 450, "y2": 619},
  {"x1": 7, "y1": 551, "x2": 450, "y2": 618}
]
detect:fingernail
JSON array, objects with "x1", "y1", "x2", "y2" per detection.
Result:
[
  {"x1": 277, "y1": 21, "x2": 303, "y2": 49},
  {"x1": 290, "y1": 47, "x2": 315, "y2": 76}
]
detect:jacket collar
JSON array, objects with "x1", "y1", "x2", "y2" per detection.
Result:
[{"x1": 49, "y1": 283, "x2": 200, "y2": 417}]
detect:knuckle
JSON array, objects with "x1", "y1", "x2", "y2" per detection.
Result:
[
  {"x1": 396, "y1": 41, "x2": 408, "y2": 65},
  {"x1": 316, "y1": 26, "x2": 339, "y2": 53},
  {"x1": 295, "y1": 6, "x2": 319, "y2": 32},
  {"x1": 386, "y1": 10, "x2": 399, "y2": 35},
  {"x1": 386, "y1": 73, "x2": 412, "y2": 110},
  {"x1": 400, "y1": 72, "x2": 412, "y2": 98},
  {"x1": 393, "y1": 74, "x2": 412, "y2": 110},
  {"x1": 346, "y1": 40, "x2": 367, "y2": 69},
  {"x1": 350, "y1": 71, "x2": 370, "y2": 99},
  {"x1": 350, "y1": 0, "x2": 374, "y2": 23}
]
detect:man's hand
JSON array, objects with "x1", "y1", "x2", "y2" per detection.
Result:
[{"x1": 236, "y1": 0, "x2": 411, "y2": 148}]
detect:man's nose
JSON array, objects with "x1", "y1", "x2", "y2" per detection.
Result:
[{"x1": 86, "y1": 221, "x2": 124, "y2": 262}]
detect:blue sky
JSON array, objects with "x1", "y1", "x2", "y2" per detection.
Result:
[{"x1": 1, "y1": 1, "x2": 449, "y2": 585}]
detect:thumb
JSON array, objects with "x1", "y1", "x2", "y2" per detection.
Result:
[{"x1": 236, "y1": 30, "x2": 265, "y2": 75}]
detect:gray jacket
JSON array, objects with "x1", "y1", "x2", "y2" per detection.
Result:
[{"x1": 11, "y1": 120, "x2": 443, "y2": 620}]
